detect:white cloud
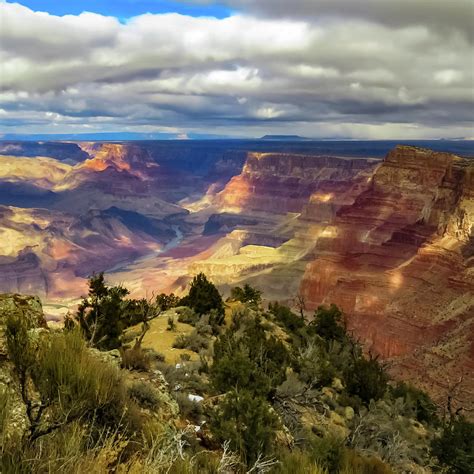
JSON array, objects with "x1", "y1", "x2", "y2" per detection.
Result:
[{"x1": 0, "y1": 1, "x2": 472, "y2": 138}]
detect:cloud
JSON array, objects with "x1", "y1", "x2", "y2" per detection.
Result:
[
  {"x1": 202, "y1": 0, "x2": 474, "y2": 41},
  {"x1": 0, "y1": 1, "x2": 472, "y2": 138}
]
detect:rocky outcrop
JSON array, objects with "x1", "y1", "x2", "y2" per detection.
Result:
[
  {"x1": 299, "y1": 146, "x2": 474, "y2": 405},
  {"x1": 0, "y1": 205, "x2": 175, "y2": 298},
  {"x1": 189, "y1": 146, "x2": 473, "y2": 404},
  {"x1": 217, "y1": 152, "x2": 379, "y2": 215}
]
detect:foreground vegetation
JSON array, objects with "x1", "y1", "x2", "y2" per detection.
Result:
[{"x1": 1, "y1": 273, "x2": 473, "y2": 473}]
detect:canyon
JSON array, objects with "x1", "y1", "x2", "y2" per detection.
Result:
[{"x1": 0, "y1": 139, "x2": 472, "y2": 405}]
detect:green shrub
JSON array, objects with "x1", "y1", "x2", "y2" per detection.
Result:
[
  {"x1": 310, "y1": 304, "x2": 346, "y2": 344},
  {"x1": 211, "y1": 316, "x2": 288, "y2": 397},
  {"x1": 277, "y1": 449, "x2": 327, "y2": 473},
  {"x1": 172, "y1": 330, "x2": 209, "y2": 353},
  {"x1": 341, "y1": 450, "x2": 393, "y2": 474},
  {"x1": 143, "y1": 348, "x2": 165, "y2": 363},
  {"x1": 75, "y1": 273, "x2": 129, "y2": 350},
  {"x1": 305, "y1": 433, "x2": 345, "y2": 472},
  {"x1": 269, "y1": 302, "x2": 304, "y2": 333},
  {"x1": 174, "y1": 393, "x2": 203, "y2": 421},
  {"x1": 210, "y1": 389, "x2": 278, "y2": 466},
  {"x1": 176, "y1": 306, "x2": 198, "y2": 325},
  {"x1": 167, "y1": 316, "x2": 176, "y2": 331},
  {"x1": 344, "y1": 355, "x2": 388, "y2": 404},
  {"x1": 180, "y1": 273, "x2": 225, "y2": 320},
  {"x1": 296, "y1": 341, "x2": 336, "y2": 389},
  {"x1": 431, "y1": 416, "x2": 474, "y2": 474},
  {"x1": 156, "y1": 293, "x2": 180, "y2": 311},
  {"x1": 129, "y1": 381, "x2": 160, "y2": 410},
  {"x1": 390, "y1": 382, "x2": 438, "y2": 425},
  {"x1": 33, "y1": 329, "x2": 128, "y2": 431},
  {"x1": 230, "y1": 284, "x2": 262, "y2": 308}
]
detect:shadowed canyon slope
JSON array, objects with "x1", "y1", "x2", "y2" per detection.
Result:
[{"x1": 0, "y1": 140, "x2": 472, "y2": 404}]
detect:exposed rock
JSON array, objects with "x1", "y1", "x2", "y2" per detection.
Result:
[{"x1": 299, "y1": 146, "x2": 474, "y2": 407}]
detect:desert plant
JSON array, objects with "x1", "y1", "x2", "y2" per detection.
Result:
[
  {"x1": 167, "y1": 316, "x2": 176, "y2": 332},
  {"x1": 172, "y1": 330, "x2": 209, "y2": 353},
  {"x1": 305, "y1": 433, "x2": 345, "y2": 472},
  {"x1": 431, "y1": 416, "x2": 474, "y2": 474},
  {"x1": 210, "y1": 389, "x2": 279, "y2": 466},
  {"x1": 310, "y1": 304, "x2": 346, "y2": 344},
  {"x1": 121, "y1": 346, "x2": 151, "y2": 371},
  {"x1": 391, "y1": 382, "x2": 439, "y2": 425},
  {"x1": 176, "y1": 306, "x2": 198, "y2": 325},
  {"x1": 156, "y1": 293, "x2": 180, "y2": 311},
  {"x1": 174, "y1": 392, "x2": 203, "y2": 421},
  {"x1": 344, "y1": 354, "x2": 388, "y2": 404},
  {"x1": 230, "y1": 284, "x2": 262, "y2": 309},
  {"x1": 129, "y1": 381, "x2": 161, "y2": 410}
]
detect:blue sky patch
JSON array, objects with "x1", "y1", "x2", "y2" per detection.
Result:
[{"x1": 8, "y1": 1, "x2": 233, "y2": 19}]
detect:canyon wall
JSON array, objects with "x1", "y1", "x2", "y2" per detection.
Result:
[
  {"x1": 197, "y1": 146, "x2": 473, "y2": 405},
  {"x1": 0, "y1": 140, "x2": 472, "y2": 404},
  {"x1": 298, "y1": 146, "x2": 473, "y2": 405}
]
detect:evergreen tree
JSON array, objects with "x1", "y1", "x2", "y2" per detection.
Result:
[
  {"x1": 311, "y1": 304, "x2": 346, "y2": 344},
  {"x1": 180, "y1": 273, "x2": 224, "y2": 320},
  {"x1": 76, "y1": 273, "x2": 129, "y2": 350},
  {"x1": 230, "y1": 283, "x2": 262, "y2": 308}
]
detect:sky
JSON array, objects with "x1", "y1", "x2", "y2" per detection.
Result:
[{"x1": 0, "y1": 0, "x2": 473, "y2": 139}]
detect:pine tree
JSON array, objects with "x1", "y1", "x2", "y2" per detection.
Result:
[{"x1": 180, "y1": 273, "x2": 224, "y2": 320}]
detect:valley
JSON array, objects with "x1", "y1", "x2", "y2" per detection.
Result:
[{"x1": 0, "y1": 139, "x2": 473, "y2": 406}]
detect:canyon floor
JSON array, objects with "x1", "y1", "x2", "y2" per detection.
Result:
[{"x1": 0, "y1": 139, "x2": 473, "y2": 407}]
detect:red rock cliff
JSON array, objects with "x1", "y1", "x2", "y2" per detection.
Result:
[
  {"x1": 299, "y1": 146, "x2": 473, "y2": 406},
  {"x1": 217, "y1": 152, "x2": 380, "y2": 215}
]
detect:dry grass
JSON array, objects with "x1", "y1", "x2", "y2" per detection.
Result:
[{"x1": 125, "y1": 311, "x2": 197, "y2": 363}]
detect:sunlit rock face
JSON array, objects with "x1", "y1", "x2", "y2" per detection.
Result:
[
  {"x1": 0, "y1": 143, "x2": 188, "y2": 298},
  {"x1": 217, "y1": 152, "x2": 379, "y2": 215},
  {"x1": 299, "y1": 146, "x2": 474, "y2": 405},
  {"x1": 0, "y1": 140, "x2": 472, "y2": 403},
  {"x1": 0, "y1": 205, "x2": 170, "y2": 298}
]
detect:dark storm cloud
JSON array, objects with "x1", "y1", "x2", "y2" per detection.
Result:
[
  {"x1": 216, "y1": 0, "x2": 474, "y2": 39},
  {"x1": 0, "y1": 1, "x2": 472, "y2": 138}
]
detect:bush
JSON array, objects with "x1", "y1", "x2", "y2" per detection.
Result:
[
  {"x1": 305, "y1": 433, "x2": 345, "y2": 472},
  {"x1": 211, "y1": 317, "x2": 288, "y2": 397},
  {"x1": 296, "y1": 341, "x2": 336, "y2": 389},
  {"x1": 276, "y1": 449, "x2": 326, "y2": 473},
  {"x1": 143, "y1": 348, "x2": 165, "y2": 363},
  {"x1": 344, "y1": 355, "x2": 388, "y2": 404},
  {"x1": 129, "y1": 381, "x2": 161, "y2": 410},
  {"x1": 75, "y1": 273, "x2": 129, "y2": 350},
  {"x1": 121, "y1": 347, "x2": 151, "y2": 371},
  {"x1": 167, "y1": 316, "x2": 176, "y2": 332},
  {"x1": 348, "y1": 398, "x2": 430, "y2": 470},
  {"x1": 431, "y1": 416, "x2": 474, "y2": 474},
  {"x1": 230, "y1": 284, "x2": 262, "y2": 308},
  {"x1": 174, "y1": 392, "x2": 203, "y2": 421},
  {"x1": 310, "y1": 304, "x2": 346, "y2": 344},
  {"x1": 172, "y1": 330, "x2": 209, "y2": 353},
  {"x1": 176, "y1": 306, "x2": 198, "y2": 325},
  {"x1": 156, "y1": 293, "x2": 180, "y2": 311},
  {"x1": 390, "y1": 382, "x2": 438, "y2": 425},
  {"x1": 269, "y1": 302, "x2": 304, "y2": 333},
  {"x1": 341, "y1": 450, "x2": 393, "y2": 474},
  {"x1": 210, "y1": 389, "x2": 278, "y2": 466}
]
